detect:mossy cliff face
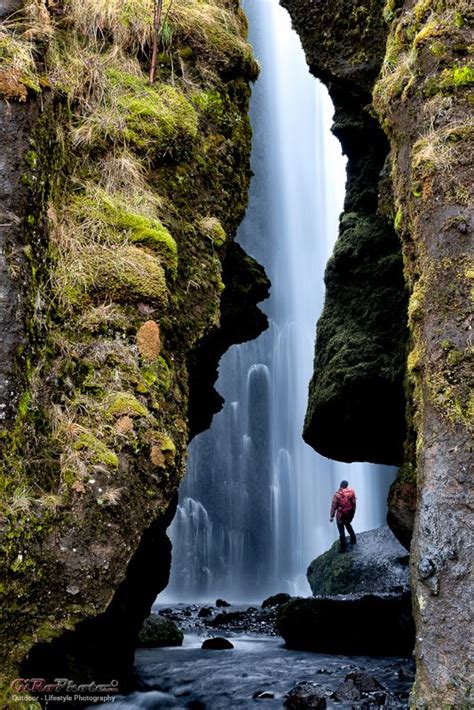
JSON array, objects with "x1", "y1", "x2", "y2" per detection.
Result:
[
  {"x1": 0, "y1": 0, "x2": 268, "y2": 699},
  {"x1": 283, "y1": 0, "x2": 473, "y2": 705},
  {"x1": 374, "y1": 1, "x2": 473, "y2": 706},
  {"x1": 281, "y1": 0, "x2": 409, "y2": 468}
]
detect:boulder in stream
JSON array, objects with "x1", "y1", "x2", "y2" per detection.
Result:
[
  {"x1": 138, "y1": 614, "x2": 183, "y2": 648},
  {"x1": 261, "y1": 592, "x2": 292, "y2": 608},
  {"x1": 284, "y1": 681, "x2": 327, "y2": 708},
  {"x1": 201, "y1": 637, "x2": 234, "y2": 650},
  {"x1": 307, "y1": 526, "x2": 409, "y2": 596},
  {"x1": 277, "y1": 593, "x2": 414, "y2": 655}
]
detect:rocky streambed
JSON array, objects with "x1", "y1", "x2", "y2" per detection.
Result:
[{"x1": 88, "y1": 600, "x2": 414, "y2": 709}]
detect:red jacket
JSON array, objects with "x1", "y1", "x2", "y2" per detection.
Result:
[{"x1": 330, "y1": 488, "x2": 356, "y2": 522}]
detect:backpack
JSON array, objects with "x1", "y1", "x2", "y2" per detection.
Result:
[{"x1": 338, "y1": 488, "x2": 356, "y2": 515}]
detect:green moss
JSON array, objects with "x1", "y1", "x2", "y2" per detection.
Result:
[
  {"x1": 198, "y1": 216, "x2": 227, "y2": 247},
  {"x1": 383, "y1": 0, "x2": 396, "y2": 23},
  {"x1": 152, "y1": 432, "x2": 176, "y2": 466},
  {"x1": 24, "y1": 149, "x2": 38, "y2": 170},
  {"x1": 56, "y1": 244, "x2": 169, "y2": 309},
  {"x1": 425, "y1": 64, "x2": 474, "y2": 95},
  {"x1": 394, "y1": 207, "x2": 403, "y2": 233},
  {"x1": 74, "y1": 432, "x2": 119, "y2": 468},
  {"x1": 105, "y1": 392, "x2": 149, "y2": 418},
  {"x1": 72, "y1": 188, "x2": 178, "y2": 276},
  {"x1": 395, "y1": 462, "x2": 417, "y2": 485},
  {"x1": 453, "y1": 11, "x2": 465, "y2": 28},
  {"x1": 452, "y1": 65, "x2": 474, "y2": 87},
  {"x1": 307, "y1": 542, "x2": 354, "y2": 595},
  {"x1": 103, "y1": 69, "x2": 198, "y2": 158}
]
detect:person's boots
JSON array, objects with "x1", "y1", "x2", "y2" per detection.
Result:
[
  {"x1": 350, "y1": 535, "x2": 357, "y2": 545},
  {"x1": 339, "y1": 539, "x2": 347, "y2": 553}
]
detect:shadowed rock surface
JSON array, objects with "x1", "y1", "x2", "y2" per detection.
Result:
[
  {"x1": 277, "y1": 593, "x2": 415, "y2": 656},
  {"x1": 0, "y1": 100, "x2": 36, "y2": 424}
]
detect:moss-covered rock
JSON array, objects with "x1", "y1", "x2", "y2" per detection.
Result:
[
  {"x1": 307, "y1": 527, "x2": 410, "y2": 596},
  {"x1": 0, "y1": 0, "x2": 268, "y2": 696},
  {"x1": 138, "y1": 614, "x2": 183, "y2": 647},
  {"x1": 372, "y1": 1, "x2": 474, "y2": 703},
  {"x1": 283, "y1": 0, "x2": 409, "y2": 468},
  {"x1": 304, "y1": 213, "x2": 408, "y2": 465}
]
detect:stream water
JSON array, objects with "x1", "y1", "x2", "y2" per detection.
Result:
[
  {"x1": 90, "y1": 609, "x2": 413, "y2": 709},
  {"x1": 163, "y1": 0, "x2": 396, "y2": 603}
]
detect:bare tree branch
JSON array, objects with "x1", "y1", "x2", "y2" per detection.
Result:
[{"x1": 149, "y1": 0, "x2": 163, "y2": 84}]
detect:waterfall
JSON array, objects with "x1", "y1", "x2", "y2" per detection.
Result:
[{"x1": 162, "y1": 0, "x2": 396, "y2": 602}]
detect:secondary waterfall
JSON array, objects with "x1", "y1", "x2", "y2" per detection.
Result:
[{"x1": 163, "y1": 0, "x2": 396, "y2": 602}]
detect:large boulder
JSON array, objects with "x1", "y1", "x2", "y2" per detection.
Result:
[
  {"x1": 137, "y1": 614, "x2": 183, "y2": 648},
  {"x1": 201, "y1": 637, "x2": 234, "y2": 650},
  {"x1": 277, "y1": 593, "x2": 414, "y2": 656},
  {"x1": 284, "y1": 682, "x2": 327, "y2": 708},
  {"x1": 261, "y1": 593, "x2": 292, "y2": 608},
  {"x1": 307, "y1": 526, "x2": 410, "y2": 596}
]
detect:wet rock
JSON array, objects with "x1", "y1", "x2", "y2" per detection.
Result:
[
  {"x1": 277, "y1": 593, "x2": 414, "y2": 655},
  {"x1": 210, "y1": 610, "x2": 244, "y2": 626},
  {"x1": 201, "y1": 637, "x2": 234, "y2": 650},
  {"x1": 284, "y1": 681, "x2": 327, "y2": 708},
  {"x1": 346, "y1": 670, "x2": 384, "y2": 693},
  {"x1": 138, "y1": 615, "x2": 183, "y2": 648},
  {"x1": 207, "y1": 606, "x2": 278, "y2": 636},
  {"x1": 387, "y1": 474, "x2": 416, "y2": 550},
  {"x1": 307, "y1": 526, "x2": 410, "y2": 596},
  {"x1": 215, "y1": 598, "x2": 231, "y2": 607},
  {"x1": 198, "y1": 607, "x2": 213, "y2": 618},
  {"x1": 331, "y1": 679, "x2": 362, "y2": 701},
  {"x1": 261, "y1": 593, "x2": 292, "y2": 608}
]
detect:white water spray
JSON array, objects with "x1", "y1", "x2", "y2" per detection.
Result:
[{"x1": 163, "y1": 0, "x2": 395, "y2": 602}]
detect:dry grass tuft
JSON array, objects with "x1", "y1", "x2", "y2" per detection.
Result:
[
  {"x1": 63, "y1": 0, "x2": 154, "y2": 52},
  {"x1": 412, "y1": 121, "x2": 474, "y2": 174}
]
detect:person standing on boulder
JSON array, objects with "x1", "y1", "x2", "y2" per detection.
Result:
[{"x1": 330, "y1": 480, "x2": 357, "y2": 553}]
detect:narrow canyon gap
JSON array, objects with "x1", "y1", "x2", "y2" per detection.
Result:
[{"x1": 164, "y1": 0, "x2": 397, "y2": 603}]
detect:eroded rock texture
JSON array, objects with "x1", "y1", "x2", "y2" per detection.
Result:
[
  {"x1": 0, "y1": 85, "x2": 35, "y2": 424},
  {"x1": 283, "y1": 0, "x2": 473, "y2": 705},
  {"x1": 281, "y1": 0, "x2": 409, "y2": 467},
  {"x1": 373, "y1": 2, "x2": 473, "y2": 705},
  {"x1": 0, "y1": 0, "x2": 268, "y2": 700}
]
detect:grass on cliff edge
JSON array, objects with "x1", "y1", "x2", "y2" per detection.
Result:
[{"x1": 1, "y1": 0, "x2": 253, "y2": 491}]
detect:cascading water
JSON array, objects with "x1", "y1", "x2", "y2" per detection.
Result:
[{"x1": 163, "y1": 0, "x2": 396, "y2": 602}]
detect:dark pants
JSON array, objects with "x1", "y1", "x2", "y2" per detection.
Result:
[{"x1": 337, "y1": 514, "x2": 356, "y2": 551}]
